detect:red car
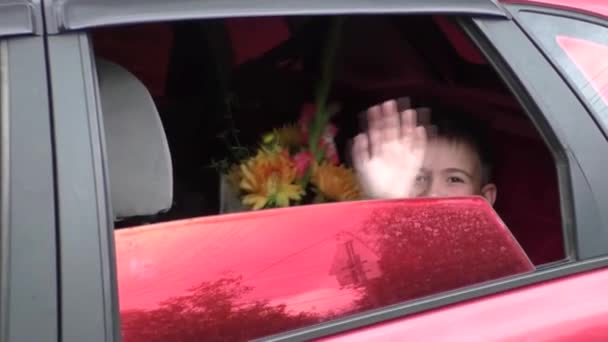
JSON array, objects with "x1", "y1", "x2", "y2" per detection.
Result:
[{"x1": 1, "y1": 0, "x2": 608, "y2": 341}]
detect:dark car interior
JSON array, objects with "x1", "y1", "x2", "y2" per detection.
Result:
[{"x1": 91, "y1": 15, "x2": 564, "y2": 266}]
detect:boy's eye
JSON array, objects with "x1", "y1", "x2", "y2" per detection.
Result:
[
  {"x1": 447, "y1": 176, "x2": 465, "y2": 184},
  {"x1": 415, "y1": 174, "x2": 429, "y2": 183}
]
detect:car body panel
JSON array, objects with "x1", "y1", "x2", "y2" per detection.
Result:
[
  {"x1": 264, "y1": 12, "x2": 608, "y2": 342},
  {"x1": 555, "y1": 36, "x2": 608, "y2": 108},
  {"x1": 502, "y1": 0, "x2": 608, "y2": 19},
  {"x1": 115, "y1": 197, "x2": 533, "y2": 341},
  {"x1": 320, "y1": 266, "x2": 608, "y2": 341},
  {"x1": 2, "y1": 1, "x2": 608, "y2": 341}
]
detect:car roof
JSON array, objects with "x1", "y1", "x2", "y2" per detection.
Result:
[
  {"x1": 3, "y1": 0, "x2": 606, "y2": 36},
  {"x1": 9, "y1": 0, "x2": 509, "y2": 34},
  {"x1": 501, "y1": 0, "x2": 608, "y2": 19}
]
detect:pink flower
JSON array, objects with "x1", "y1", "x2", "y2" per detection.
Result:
[
  {"x1": 298, "y1": 103, "x2": 339, "y2": 138},
  {"x1": 325, "y1": 124, "x2": 338, "y2": 138},
  {"x1": 320, "y1": 136, "x2": 340, "y2": 165},
  {"x1": 298, "y1": 104, "x2": 315, "y2": 132},
  {"x1": 293, "y1": 151, "x2": 314, "y2": 178},
  {"x1": 297, "y1": 103, "x2": 341, "y2": 165}
]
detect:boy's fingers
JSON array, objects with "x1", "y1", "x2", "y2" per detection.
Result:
[
  {"x1": 425, "y1": 125, "x2": 438, "y2": 139},
  {"x1": 415, "y1": 107, "x2": 431, "y2": 125},
  {"x1": 412, "y1": 125, "x2": 429, "y2": 152},
  {"x1": 396, "y1": 96, "x2": 412, "y2": 112},
  {"x1": 381, "y1": 100, "x2": 400, "y2": 141},
  {"x1": 352, "y1": 134, "x2": 370, "y2": 168},
  {"x1": 367, "y1": 105, "x2": 383, "y2": 156},
  {"x1": 400, "y1": 109, "x2": 418, "y2": 135}
]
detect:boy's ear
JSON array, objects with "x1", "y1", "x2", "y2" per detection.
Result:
[{"x1": 481, "y1": 183, "x2": 497, "y2": 206}]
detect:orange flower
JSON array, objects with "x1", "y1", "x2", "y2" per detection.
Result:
[
  {"x1": 239, "y1": 148, "x2": 304, "y2": 209},
  {"x1": 312, "y1": 163, "x2": 361, "y2": 202}
]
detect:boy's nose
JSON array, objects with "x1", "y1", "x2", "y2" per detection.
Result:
[{"x1": 427, "y1": 181, "x2": 445, "y2": 198}]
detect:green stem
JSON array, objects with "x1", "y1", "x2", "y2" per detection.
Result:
[{"x1": 308, "y1": 17, "x2": 344, "y2": 163}]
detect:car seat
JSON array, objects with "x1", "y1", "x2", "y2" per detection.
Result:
[{"x1": 96, "y1": 58, "x2": 174, "y2": 222}]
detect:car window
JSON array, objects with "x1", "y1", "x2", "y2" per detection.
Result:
[
  {"x1": 517, "y1": 11, "x2": 608, "y2": 135},
  {"x1": 92, "y1": 15, "x2": 568, "y2": 341}
]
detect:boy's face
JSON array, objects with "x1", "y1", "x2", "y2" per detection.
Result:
[{"x1": 412, "y1": 137, "x2": 497, "y2": 205}]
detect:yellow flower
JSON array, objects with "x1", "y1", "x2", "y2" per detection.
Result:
[
  {"x1": 276, "y1": 125, "x2": 304, "y2": 148},
  {"x1": 312, "y1": 163, "x2": 361, "y2": 202},
  {"x1": 263, "y1": 125, "x2": 304, "y2": 150},
  {"x1": 239, "y1": 148, "x2": 304, "y2": 209},
  {"x1": 262, "y1": 131, "x2": 278, "y2": 145}
]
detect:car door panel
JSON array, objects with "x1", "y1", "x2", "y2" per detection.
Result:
[
  {"x1": 263, "y1": 12, "x2": 608, "y2": 342},
  {"x1": 320, "y1": 266, "x2": 608, "y2": 341},
  {"x1": 115, "y1": 197, "x2": 533, "y2": 342}
]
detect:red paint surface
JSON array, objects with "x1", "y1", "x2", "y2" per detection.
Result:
[
  {"x1": 322, "y1": 267, "x2": 608, "y2": 341},
  {"x1": 556, "y1": 36, "x2": 608, "y2": 107},
  {"x1": 115, "y1": 197, "x2": 533, "y2": 341},
  {"x1": 502, "y1": 0, "x2": 608, "y2": 18}
]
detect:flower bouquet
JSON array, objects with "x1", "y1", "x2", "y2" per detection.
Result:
[
  {"x1": 220, "y1": 104, "x2": 361, "y2": 212},
  {"x1": 218, "y1": 18, "x2": 361, "y2": 212}
]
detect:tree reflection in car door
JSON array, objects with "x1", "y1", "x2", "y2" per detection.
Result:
[
  {"x1": 351, "y1": 202, "x2": 533, "y2": 312},
  {"x1": 115, "y1": 198, "x2": 533, "y2": 342},
  {"x1": 121, "y1": 276, "x2": 322, "y2": 342}
]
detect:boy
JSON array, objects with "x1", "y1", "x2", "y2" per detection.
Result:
[{"x1": 352, "y1": 99, "x2": 497, "y2": 205}]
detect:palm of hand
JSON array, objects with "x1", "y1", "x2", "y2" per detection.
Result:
[{"x1": 352, "y1": 100, "x2": 428, "y2": 199}]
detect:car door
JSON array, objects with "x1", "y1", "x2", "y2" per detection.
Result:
[
  {"x1": 263, "y1": 3, "x2": 608, "y2": 341},
  {"x1": 39, "y1": 0, "x2": 608, "y2": 341},
  {"x1": 0, "y1": 1, "x2": 58, "y2": 342}
]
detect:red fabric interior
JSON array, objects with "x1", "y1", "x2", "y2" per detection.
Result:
[
  {"x1": 92, "y1": 17, "x2": 565, "y2": 266},
  {"x1": 225, "y1": 17, "x2": 291, "y2": 66},
  {"x1": 491, "y1": 129, "x2": 564, "y2": 265},
  {"x1": 433, "y1": 16, "x2": 486, "y2": 65},
  {"x1": 92, "y1": 24, "x2": 173, "y2": 98}
]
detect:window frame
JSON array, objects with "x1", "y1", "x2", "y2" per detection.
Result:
[
  {"x1": 504, "y1": 3, "x2": 608, "y2": 259},
  {"x1": 0, "y1": 35, "x2": 59, "y2": 342},
  {"x1": 42, "y1": 0, "x2": 507, "y2": 33},
  {"x1": 0, "y1": 0, "x2": 43, "y2": 37},
  {"x1": 510, "y1": 4, "x2": 608, "y2": 140},
  {"x1": 45, "y1": 31, "x2": 120, "y2": 342},
  {"x1": 39, "y1": 5, "x2": 506, "y2": 342}
]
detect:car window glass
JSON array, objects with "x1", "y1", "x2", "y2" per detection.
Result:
[
  {"x1": 93, "y1": 15, "x2": 567, "y2": 341},
  {"x1": 518, "y1": 11, "x2": 608, "y2": 134}
]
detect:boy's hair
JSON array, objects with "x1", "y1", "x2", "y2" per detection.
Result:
[{"x1": 429, "y1": 112, "x2": 493, "y2": 185}]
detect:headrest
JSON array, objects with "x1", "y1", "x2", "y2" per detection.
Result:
[{"x1": 96, "y1": 58, "x2": 173, "y2": 220}]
